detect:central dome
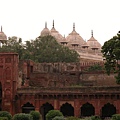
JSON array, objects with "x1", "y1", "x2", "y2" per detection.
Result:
[{"x1": 66, "y1": 23, "x2": 86, "y2": 46}]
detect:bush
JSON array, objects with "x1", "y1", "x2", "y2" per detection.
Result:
[
  {"x1": 0, "y1": 117, "x2": 8, "y2": 120},
  {"x1": 30, "y1": 111, "x2": 41, "y2": 120},
  {"x1": 90, "y1": 115, "x2": 101, "y2": 120},
  {"x1": 66, "y1": 116, "x2": 79, "y2": 120},
  {"x1": 52, "y1": 116, "x2": 64, "y2": 120},
  {"x1": 13, "y1": 113, "x2": 33, "y2": 120},
  {"x1": 46, "y1": 110, "x2": 63, "y2": 120},
  {"x1": 112, "y1": 114, "x2": 120, "y2": 120},
  {"x1": 0, "y1": 111, "x2": 12, "y2": 120}
]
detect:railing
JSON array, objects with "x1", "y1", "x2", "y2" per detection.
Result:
[{"x1": 17, "y1": 86, "x2": 120, "y2": 94}]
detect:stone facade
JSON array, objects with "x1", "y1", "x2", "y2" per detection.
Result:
[{"x1": 0, "y1": 53, "x2": 120, "y2": 119}]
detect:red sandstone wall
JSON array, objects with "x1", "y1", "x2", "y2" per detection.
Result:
[{"x1": 82, "y1": 72, "x2": 119, "y2": 86}]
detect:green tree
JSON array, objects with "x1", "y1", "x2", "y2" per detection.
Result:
[
  {"x1": 0, "y1": 36, "x2": 24, "y2": 59},
  {"x1": 0, "y1": 35, "x2": 80, "y2": 63},
  {"x1": 23, "y1": 35, "x2": 80, "y2": 63},
  {"x1": 101, "y1": 31, "x2": 120, "y2": 83}
]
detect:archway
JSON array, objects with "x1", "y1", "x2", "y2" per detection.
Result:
[
  {"x1": 81, "y1": 102, "x2": 95, "y2": 117},
  {"x1": 22, "y1": 102, "x2": 35, "y2": 113},
  {"x1": 101, "y1": 103, "x2": 116, "y2": 117},
  {"x1": 60, "y1": 102, "x2": 74, "y2": 117},
  {"x1": 40, "y1": 102, "x2": 54, "y2": 120}
]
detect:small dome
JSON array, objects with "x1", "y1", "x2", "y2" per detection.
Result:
[
  {"x1": 82, "y1": 41, "x2": 89, "y2": 48},
  {"x1": 50, "y1": 20, "x2": 63, "y2": 42},
  {"x1": 66, "y1": 23, "x2": 86, "y2": 46},
  {"x1": 0, "y1": 26, "x2": 7, "y2": 42},
  {"x1": 87, "y1": 30, "x2": 101, "y2": 49},
  {"x1": 59, "y1": 35, "x2": 68, "y2": 44},
  {"x1": 41, "y1": 22, "x2": 50, "y2": 36}
]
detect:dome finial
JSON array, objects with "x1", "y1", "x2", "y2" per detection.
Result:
[
  {"x1": 45, "y1": 22, "x2": 47, "y2": 28},
  {"x1": 1, "y1": 26, "x2": 2, "y2": 32},
  {"x1": 91, "y1": 30, "x2": 93, "y2": 37},
  {"x1": 73, "y1": 23, "x2": 75, "y2": 31},
  {"x1": 53, "y1": 20, "x2": 54, "y2": 28}
]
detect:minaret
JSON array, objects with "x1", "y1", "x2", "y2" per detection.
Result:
[
  {"x1": 1, "y1": 26, "x2": 2, "y2": 32},
  {"x1": 52, "y1": 20, "x2": 54, "y2": 28},
  {"x1": 91, "y1": 30, "x2": 93, "y2": 37},
  {"x1": 73, "y1": 23, "x2": 75, "y2": 31},
  {"x1": 45, "y1": 22, "x2": 47, "y2": 28}
]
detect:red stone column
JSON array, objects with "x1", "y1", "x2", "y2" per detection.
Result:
[
  {"x1": 94, "y1": 100, "x2": 100, "y2": 116},
  {"x1": 74, "y1": 99, "x2": 80, "y2": 117},
  {"x1": 54, "y1": 99, "x2": 59, "y2": 110},
  {"x1": 35, "y1": 100, "x2": 40, "y2": 111}
]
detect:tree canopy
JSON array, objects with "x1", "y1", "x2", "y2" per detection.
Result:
[
  {"x1": 0, "y1": 35, "x2": 80, "y2": 63},
  {"x1": 101, "y1": 31, "x2": 120, "y2": 83}
]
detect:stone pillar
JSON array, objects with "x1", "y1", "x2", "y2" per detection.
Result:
[
  {"x1": 95, "y1": 100, "x2": 101, "y2": 116},
  {"x1": 74, "y1": 99, "x2": 80, "y2": 117},
  {"x1": 54, "y1": 99, "x2": 59, "y2": 110}
]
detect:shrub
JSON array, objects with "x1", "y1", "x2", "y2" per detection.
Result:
[
  {"x1": 0, "y1": 111, "x2": 12, "y2": 120},
  {"x1": 13, "y1": 113, "x2": 33, "y2": 120},
  {"x1": 30, "y1": 111, "x2": 41, "y2": 120},
  {"x1": 112, "y1": 114, "x2": 120, "y2": 120},
  {"x1": 66, "y1": 116, "x2": 79, "y2": 120},
  {"x1": 0, "y1": 117, "x2": 8, "y2": 120},
  {"x1": 91, "y1": 115, "x2": 101, "y2": 120},
  {"x1": 46, "y1": 110, "x2": 63, "y2": 120},
  {"x1": 52, "y1": 116, "x2": 64, "y2": 120}
]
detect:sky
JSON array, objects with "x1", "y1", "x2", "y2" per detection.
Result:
[{"x1": 0, "y1": 0, "x2": 120, "y2": 45}]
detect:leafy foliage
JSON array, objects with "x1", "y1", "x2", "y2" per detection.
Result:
[
  {"x1": 0, "y1": 117, "x2": 8, "y2": 120},
  {"x1": 0, "y1": 36, "x2": 24, "y2": 60},
  {"x1": 66, "y1": 116, "x2": 79, "y2": 120},
  {"x1": 0, "y1": 111, "x2": 12, "y2": 120},
  {"x1": 87, "y1": 64, "x2": 103, "y2": 72},
  {"x1": 30, "y1": 111, "x2": 41, "y2": 120},
  {"x1": 90, "y1": 115, "x2": 101, "y2": 120},
  {"x1": 0, "y1": 35, "x2": 80, "y2": 63},
  {"x1": 112, "y1": 114, "x2": 120, "y2": 120},
  {"x1": 46, "y1": 110, "x2": 63, "y2": 120},
  {"x1": 13, "y1": 113, "x2": 33, "y2": 120},
  {"x1": 52, "y1": 116, "x2": 64, "y2": 120},
  {"x1": 101, "y1": 31, "x2": 120, "y2": 83}
]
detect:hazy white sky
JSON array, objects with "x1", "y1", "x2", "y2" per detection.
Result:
[{"x1": 0, "y1": 0, "x2": 120, "y2": 45}]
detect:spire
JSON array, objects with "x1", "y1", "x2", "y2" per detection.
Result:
[
  {"x1": 52, "y1": 20, "x2": 54, "y2": 28},
  {"x1": 91, "y1": 30, "x2": 93, "y2": 37},
  {"x1": 45, "y1": 22, "x2": 47, "y2": 28},
  {"x1": 1, "y1": 26, "x2": 2, "y2": 32},
  {"x1": 73, "y1": 23, "x2": 75, "y2": 31}
]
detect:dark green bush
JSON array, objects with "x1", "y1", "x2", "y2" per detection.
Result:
[
  {"x1": 0, "y1": 117, "x2": 8, "y2": 120},
  {"x1": 13, "y1": 113, "x2": 33, "y2": 120},
  {"x1": 0, "y1": 111, "x2": 12, "y2": 120},
  {"x1": 112, "y1": 114, "x2": 120, "y2": 120},
  {"x1": 91, "y1": 115, "x2": 101, "y2": 120},
  {"x1": 46, "y1": 110, "x2": 63, "y2": 120},
  {"x1": 66, "y1": 116, "x2": 79, "y2": 120},
  {"x1": 52, "y1": 116, "x2": 64, "y2": 120},
  {"x1": 30, "y1": 111, "x2": 41, "y2": 120}
]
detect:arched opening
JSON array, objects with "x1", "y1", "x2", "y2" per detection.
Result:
[
  {"x1": 81, "y1": 102, "x2": 95, "y2": 117},
  {"x1": 0, "y1": 82, "x2": 2, "y2": 111},
  {"x1": 40, "y1": 102, "x2": 54, "y2": 120},
  {"x1": 22, "y1": 102, "x2": 35, "y2": 113},
  {"x1": 60, "y1": 102, "x2": 74, "y2": 117},
  {"x1": 101, "y1": 103, "x2": 116, "y2": 118}
]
